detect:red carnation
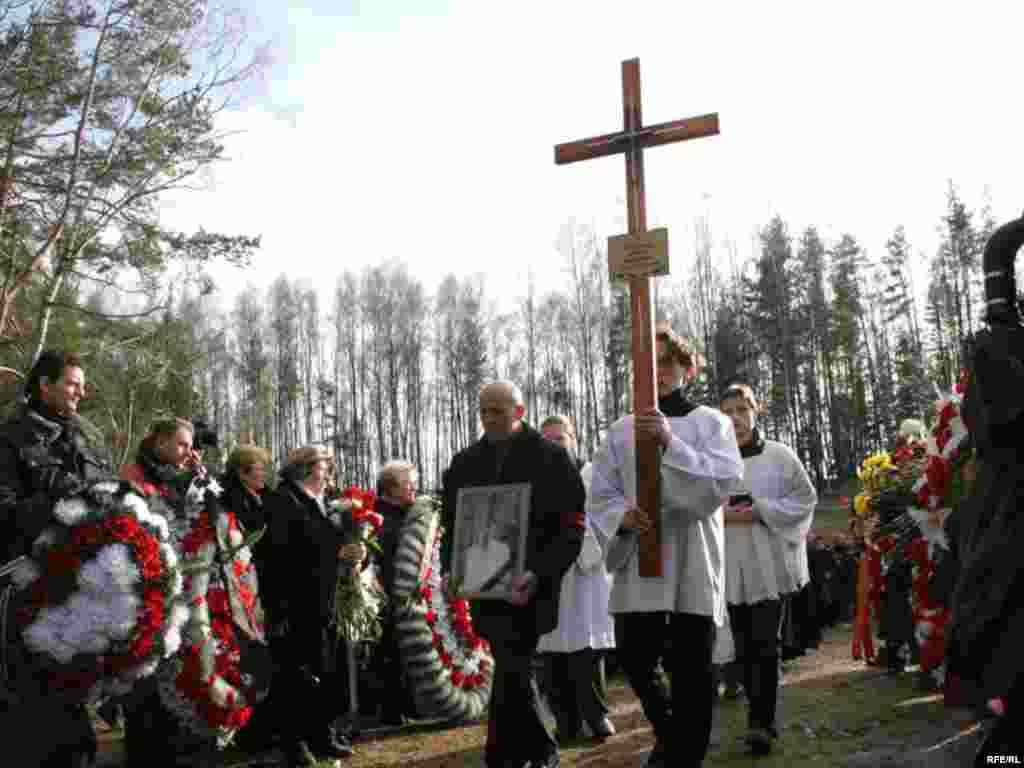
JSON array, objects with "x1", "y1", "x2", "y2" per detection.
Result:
[
  {"x1": 105, "y1": 515, "x2": 140, "y2": 541},
  {"x1": 450, "y1": 670, "x2": 464, "y2": 686},
  {"x1": 425, "y1": 609, "x2": 437, "y2": 626},
  {"x1": 131, "y1": 634, "x2": 154, "y2": 658},
  {"x1": 207, "y1": 589, "x2": 231, "y2": 616}
]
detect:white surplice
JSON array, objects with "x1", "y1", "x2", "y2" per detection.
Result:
[
  {"x1": 538, "y1": 463, "x2": 616, "y2": 653},
  {"x1": 725, "y1": 441, "x2": 817, "y2": 606},
  {"x1": 588, "y1": 407, "x2": 744, "y2": 626}
]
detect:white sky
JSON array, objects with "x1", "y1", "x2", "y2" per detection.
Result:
[{"x1": 157, "y1": 0, "x2": 1024, "y2": 314}]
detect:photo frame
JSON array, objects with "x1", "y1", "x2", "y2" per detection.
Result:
[{"x1": 450, "y1": 483, "x2": 531, "y2": 600}]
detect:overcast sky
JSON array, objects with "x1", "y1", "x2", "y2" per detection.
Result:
[{"x1": 157, "y1": 0, "x2": 1024, "y2": 314}]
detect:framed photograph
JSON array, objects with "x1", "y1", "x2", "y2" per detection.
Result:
[{"x1": 450, "y1": 483, "x2": 531, "y2": 600}]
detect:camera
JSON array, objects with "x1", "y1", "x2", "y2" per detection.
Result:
[{"x1": 192, "y1": 418, "x2": 219, "y2": 451}]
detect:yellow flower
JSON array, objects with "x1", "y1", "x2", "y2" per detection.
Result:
[{"x1": 854, "y1": 493, "x2": 872, "y2": 518}]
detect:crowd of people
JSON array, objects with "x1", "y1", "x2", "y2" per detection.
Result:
[{"x1": 0, "y1": 325, "x2": 1014, "y2": 768}]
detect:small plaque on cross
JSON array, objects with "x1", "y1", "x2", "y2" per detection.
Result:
[{"x1": 608, "y1": 228, "x2": 669, "y2": 283}]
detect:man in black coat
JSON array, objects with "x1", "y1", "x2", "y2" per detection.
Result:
[
  {"x1": 443, "y1": 381, "x2": 585, "y2": 768},
  {"x1": 261, "y1": 446, "x2": 367, "y2": 767},
  {"x1": 0, "y1": 350, "x2": 109, "y2": 768}
]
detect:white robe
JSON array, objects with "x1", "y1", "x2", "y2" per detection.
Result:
[
  {"x1": 538, "y1": 464, "x2": 616, "y2": 653},
  {"x1": 725, "y1": 440, "x2": 817, "y2": 605},
  {"x1": 588, "y1": 406, "x2": 744, "y2": 626}
]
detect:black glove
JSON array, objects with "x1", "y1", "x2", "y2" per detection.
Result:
[{"x1": 35, "y1": 468, "x2": 86, "y2": 500}]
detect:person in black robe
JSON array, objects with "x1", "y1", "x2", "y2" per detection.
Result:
[{"x1": 443, "y1": 380, "x2": 585, "y2": 768}]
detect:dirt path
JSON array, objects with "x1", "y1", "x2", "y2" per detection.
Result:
[
  {"x1": 93, "y1": 501, "x2": 987, "y2": 767},
  {"x1": 92, "y1": 621, "x2": 985, "y2": 768}
]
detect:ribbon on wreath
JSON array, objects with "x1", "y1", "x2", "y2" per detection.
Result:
[{"x1": 852, "y1": 548, "x2": 883, "y2": 662}]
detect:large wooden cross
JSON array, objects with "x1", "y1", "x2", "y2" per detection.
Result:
[{"x1": 555, "y1": 58, "x2": 719, "y2": 578}]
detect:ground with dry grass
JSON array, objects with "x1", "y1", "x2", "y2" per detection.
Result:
[{"x1": 94, "y1": 493, "x2": 986, "y2": 767}]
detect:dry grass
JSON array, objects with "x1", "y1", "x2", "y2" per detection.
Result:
[
  {"x1": 206, "y1": 624, "x2": 977, "y2": 768},
  {"x1": 100, "y1": 491, "x2": 979, "y2": 768}
]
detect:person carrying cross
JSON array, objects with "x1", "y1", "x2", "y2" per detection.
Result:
[{"x1": 588, "y1": 328, "x2": 744, "y2": 768}]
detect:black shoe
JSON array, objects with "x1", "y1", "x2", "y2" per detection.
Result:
[
  {"x1": 723, "y1": 682, "x2": 744, "y2": 700},
  {"x1": 643, "y1": 741, "x2": 668, "y2": 768},
  {"x1": 312, "y1": 733, "x2": 355, "y2": 759},
  {"x1": 528, "y1": 751, "x2": 560, "y2": 768},
  {"x1": 745, "y1": 727, "x2": 773, "y2": 756},
  {"x1": 589, "y1": 717, "x2": 616, "y2": 740},
  {"x1": 283, "y1": 741, "x2": 319, "y2": 767}
]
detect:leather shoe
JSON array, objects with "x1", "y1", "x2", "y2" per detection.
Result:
[
  {"x1": 312, "y1": 733, "x2": 354, "y2": 759},
  {"x1": 745, "y1": 727, "x2": 773, "y2": 755},
  {"x1": 527, "y1": 751, "x2": 560, "y2": 768},
  {"x1": 590, "y1": 717, "x2": 615, "y2": 740},
  {"x1": 283, "y1": 741, "x2": 319, "y2": 767},
  {"x1": 643, "y1": 740, "x2": 668, "y2": 768}
]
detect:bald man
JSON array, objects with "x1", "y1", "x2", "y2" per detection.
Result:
[{"x1": 443, "y1": 381, "x2": 585, "y2": 768}]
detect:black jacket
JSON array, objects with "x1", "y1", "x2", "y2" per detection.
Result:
[
  {"x1": 261, "y1": 481, "x2": 351, "y2": 629},
  {"x1": 0, "y1": 404, "x2": 108, "y2": 562},
  {"x1": 376, "y1": 496, "x2": 411, "y2": 599},
  {"x1": 442, "y1": 423, "x2": 585, "y2": 638}
]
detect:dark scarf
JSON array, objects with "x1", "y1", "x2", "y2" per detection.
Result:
[
  {"x1": 658, "y1": 387, "x2": 698, "y2": 418},
  {"x1": 740, "y1": 427, "x2": 766, "y2": 458},
  {"x1": 222, "y1": 472, "x2": 264, "y2": 533},
  {"x1": 137, "y1": 444, "x2": 188, "y2": 509}
]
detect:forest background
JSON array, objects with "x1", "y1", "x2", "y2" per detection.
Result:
[{"x1": 0, "y1": 0, "x2": 1014, "y2": 493}]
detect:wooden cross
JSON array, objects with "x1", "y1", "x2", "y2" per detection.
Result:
[{"x1": 554, "y1": 58, "x2": 719, "y2": 578}]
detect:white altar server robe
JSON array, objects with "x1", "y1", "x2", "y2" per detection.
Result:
[
  {"x1": 588, "y1": 406, "x2": 744, "y2": 627},
  {"x1": 538, "y1": 463, "x2": 616, "y2": 653},
  {"x1": 725, "y1": 441, "x2": 817, "y2": 606}
]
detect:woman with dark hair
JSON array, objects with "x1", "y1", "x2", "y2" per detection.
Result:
[{"x1": 719, "y1": 384, "x2": 817, "y2": 756}]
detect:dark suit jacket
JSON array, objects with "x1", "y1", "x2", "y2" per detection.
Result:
[{"x1": 442, "y1": 423, "x2": 585, "y2": 639}]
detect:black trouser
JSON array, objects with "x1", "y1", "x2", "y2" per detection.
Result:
[
  {"x1": 374, "y1": 614, "x2": 416, "y2": 721},
  {"x1": 728, "y1": 599, "x2": 783, "y2": 734},
  {"x1": 615, "y1": 611, "x2": 716, "y2": 767},
  {"x1": 278, "y1": 623, "x2": 352, "y2": 753},
  {"x1": 124, "y1": 677, "x2": 191, "y2": 768},
  {"x1": 485, "y1": 630, "x2": 557, "y2": 768},
  {"x1": 539, "y1": 648, "x2": 609, "y2": 739},
  {"x1": 4, "y1": 698, "x2": 97, "y2": 767}
]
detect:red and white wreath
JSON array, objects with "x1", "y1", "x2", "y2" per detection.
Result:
[
  {"x1": 9, "y1": 481, "x2": 188, "y2": 701},
  {"x1": 157, "y1": 479, "x2": 263, "y2": 741},
  {"x1": 416, "y1": 522, "x2": 492, "y2": 691}
]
